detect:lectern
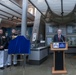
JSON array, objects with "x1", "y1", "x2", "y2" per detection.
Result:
[{"x1": 50, "y1": 42, "x2": 68, "y2": 74}]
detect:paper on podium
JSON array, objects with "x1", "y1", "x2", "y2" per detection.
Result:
[
  {"x1": 53, "y1": 43, "x2": 59, "y2": 48},
  {"x1": 53, "y1": 42, "x2": 66, "y2": 48}
]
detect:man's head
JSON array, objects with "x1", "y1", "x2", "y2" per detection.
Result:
[
  {"x1": 12, "y1": 29, "x2": 16, "y2": 34},
  {"x1": 57, "y1": 29, "x2": 62, "y2": 35},
  {"x1": 0, "y1": 29, "x2": 3, "y2": 35}
]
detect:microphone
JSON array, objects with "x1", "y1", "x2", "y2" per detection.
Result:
[{"x1": 61, "y1": 36, "x2": 65, "y2": 42}]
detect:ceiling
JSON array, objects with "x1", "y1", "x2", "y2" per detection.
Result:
[
  {"x1": 29, "y1": 0, "x2": 76, "y2": 24},
  {"x1": 0, "y1": 0, "x2": 35, "y2": 27},
  {"x1": 0, "y1": 0, "x2": 76, "y2": 27}
]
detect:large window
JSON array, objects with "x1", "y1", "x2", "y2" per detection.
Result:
[{"x1": 46, "y1": 23, "x2": 76, "y2": 47}]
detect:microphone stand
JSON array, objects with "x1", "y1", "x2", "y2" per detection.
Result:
[{"x1": 60, "y1": 36, "x2": 65, "y2": 42}]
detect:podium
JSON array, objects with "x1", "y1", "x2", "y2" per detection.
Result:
[{"x1": 50, "y1": 42, "x2": 68, "y2": 74}]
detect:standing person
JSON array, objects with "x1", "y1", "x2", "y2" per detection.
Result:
[
  {"x1": 0, "y1": 29, "x2": 7, "y2": 69},
  {"x1": 53, "y1": 29, "x2": 65, "y2": 42},
  {"x1": 7, "y1": 29, "x2": 18, "y2": 66},
  {"x1": 53, "y1": 29, "x2": 65, "y2": 70},
  {"x1": 4, "y1": 32, "x2": 11, "y2": 67}
]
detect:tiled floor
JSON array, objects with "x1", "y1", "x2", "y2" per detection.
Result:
[{"x1": 0, "y1": 54, "x2": 76, "y2": 75}]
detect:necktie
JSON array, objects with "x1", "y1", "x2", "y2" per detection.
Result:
[{"x1": 58, "y1": 35, "x2": 60, "y2": 41}]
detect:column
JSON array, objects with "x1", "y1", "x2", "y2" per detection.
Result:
[{"x1": 21, "y1": 0, "x2": 28, "y2": 37}]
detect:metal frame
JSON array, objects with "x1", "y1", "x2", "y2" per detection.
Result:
[
  {"x1": 0, "y1": 0, "x2": 35, "y2": 25},
  {"x1": 0, "y1": 0, "x2": 22, "y2": 20},
  {"x1": 61, "y1": 0, "x2": 64, "y2": 16},
  {"x1": 45, "y1": 0, "x2": 55, "y2": 20},
  {"x1": 45, "y1": 0, "x2": 55, "y2": 16},
  {"x1": 45, "y1": 0, "x2": 50, "y2": 10},
  {"x1": 0, "y1": 15, "x2": 8, "y2": 19},
  {"x1": 0, "y1": 17, "x2": 20, "y2": 23},
  {"x1": 27, "y1": 12, "x2": 35, "y2": 21},
  {"x1": 0, "y1": 9, "x2": 34, "y2": 21},
  {"x1": 0, "y1": 15, "x2": 21, "y2": 23},
  {"x1": 0, "y1": 17, "x2": 7, "y2": 20},
  {"x1": 0, "y1": 13, "x2": 21, "y2": 22},
  {"x1": 0, "y1": 14, "x2": 12, "y2": 19},
  {"x1": 9, "y1": 0, "x2": 22, "y2": 9},
  {"x1": 0, "y1": 2, "x2": 21, "y2": 15},
  {"x1": 0, "y1": 13, "x2": 33, "y2": 23},
  {"x1": 0, "y1": 9, "x2": 21, "y2": 19}
]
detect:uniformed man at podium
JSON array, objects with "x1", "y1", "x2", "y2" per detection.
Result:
[
  {"x1": 53, "y1": 29, "x2": 65, "y2": 70},
  {"x1": 7, "y1": 29, "x2": 18, "y2": 66}
]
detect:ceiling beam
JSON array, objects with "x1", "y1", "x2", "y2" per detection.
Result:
[
  {"x1": 0, "y1": 17, "x2": 7, "y2": 20},
  {"x1": 0, "y1": 14, "x2": 12, "y2": 19},
  {"x1": 0, "y1": 2, "x2": 21, "y2": 15},
  {"x1": 29, "y1": 0, "x2": 45, "y2": 17},
  {"x1": 0, "y1": 16, "x2": 21, "y2": 23},
  {"x1": 9, "y1": 0, "x2": 22, "y2": 9},
  {"x1": 0, "y1": 9, "x2": 21, "y2": 19},
  {"x1": 61, "y1": 0, "x2": 64, "y2": 16},
  {"x1": 45, "y1": 0, "x2": 55, "y2": 18}
]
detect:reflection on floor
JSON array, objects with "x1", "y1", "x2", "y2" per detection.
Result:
[{"x1": 0, "y1": 54, "x2": 76, "y2": 75}]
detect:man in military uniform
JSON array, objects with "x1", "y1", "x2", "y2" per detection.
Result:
[
  {"x1": 0, "y1": 29, "x2": 7, "y2": 69},
  {"x1": 7, "y1": 29, "x2": 18, "y2": 66}
]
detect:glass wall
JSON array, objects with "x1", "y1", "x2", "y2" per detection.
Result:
[{"x1": 45, "y1": 23, "x2": 76, "y2": 47}]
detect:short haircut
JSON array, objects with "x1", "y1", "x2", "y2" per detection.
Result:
[
  {"x1": 58, "y1": 29, "x2": 62, "y2": 32},
  {"x1": 0, "y1": 29, "x2": 3, "y2": 31},
  {"x1": 12, "y1": 28, "x2": 16, "y2": 30}
]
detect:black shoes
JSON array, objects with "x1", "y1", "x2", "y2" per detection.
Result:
[
  {"x1": 13, "y1": 64, "x2": 17, "y2": 66},
  {"x1": 0, "y1": 67, "x2": 4, "y2": 70},
  {"x1": 7, "y1": 65, "x2": 11, "y2": 67}
]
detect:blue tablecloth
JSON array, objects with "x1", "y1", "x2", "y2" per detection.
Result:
[{"x1": 8, "y1": 36, "x2": 30, "y2": 54}]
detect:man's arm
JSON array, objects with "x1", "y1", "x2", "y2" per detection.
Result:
[
  {"x1": 3, "y1": 36, "x2": 7, "y2": 48},
  {"x1": 63, "y1": 36, "x2": 65, "y2": 42},
  {"x1": 0, "y1": 36, "x2": 7, "y2": 49}
]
